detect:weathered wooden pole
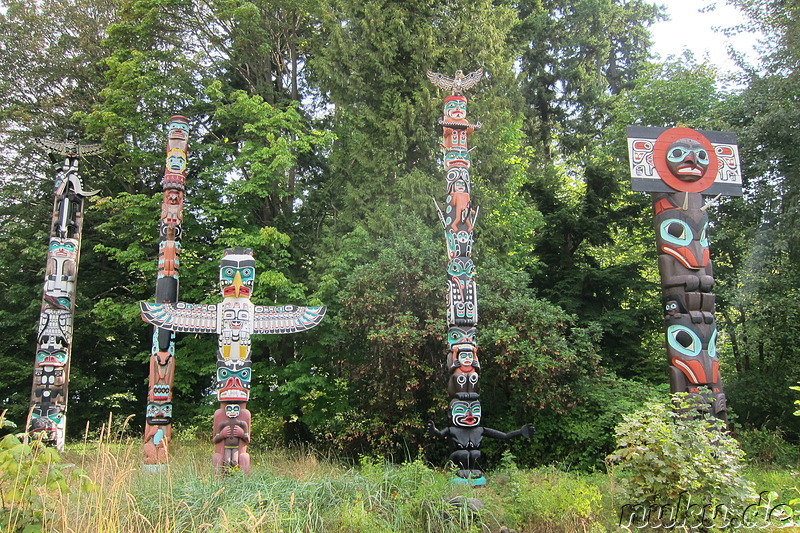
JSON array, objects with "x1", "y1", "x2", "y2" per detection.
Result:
[
  {"x1": 27, "y1": 136, "x2": 101, "y2": 450},
  {"x1": 142, "y1": 116, "x2": 189, "y2": 468}
]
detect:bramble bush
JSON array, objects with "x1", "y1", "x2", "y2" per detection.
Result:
[
  {"x1": 606, "y1": 394, "x2": 756, "y2": 517},
  {"x1": 0, "y1": 431, "x2": 72, "y2": 532}
]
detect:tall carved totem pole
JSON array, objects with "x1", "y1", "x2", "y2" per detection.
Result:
[
  {"x1": 141, "y1": 116, "x2": 189, "y2": 468},
  {"x1": 27, "y1": 136, "x2": 102, "y2": 449},
  {"x1": 427, "y1": 69, "x2": 531, "y2": 485},
  {"x1": 627, "y1": 126, "x2": 742, "y2": 419}
]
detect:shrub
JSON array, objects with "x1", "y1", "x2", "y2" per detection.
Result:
[
  {"x1": 737, "y1": 427, "x2": 799, "y2": 467},
  {"x1": 0, "y1": 432, "x2": 71, "y2": 532},
  {"x1": 607, "y1": 394, "x2": 756, "y2": 527}
]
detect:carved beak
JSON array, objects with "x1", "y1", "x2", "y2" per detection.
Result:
[{"x1": 232, "y1": 271, "x2": 243, "y2": 297}]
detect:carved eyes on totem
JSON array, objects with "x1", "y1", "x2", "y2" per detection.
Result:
[
  {"x1": 225, "y1": 405, "x2": 241, "y2": 417},
  {"x1": 37, "y1": 350, "x2": 67, "y2": 364},
  {"x1": 456, "y1": 373, "x2": 479, "y2": 387},
  {"x1": 49, "y1": 241, "x2": 76, "y2": 254},
  {"x1": 448, "y1": 329, "x2": 476, "y2": 345},
  {"x1": 146, "y1": 404, "x2": 172, "y2": 417},
  {"x1": 169, "y1": 122, "x2": 190, "y2": 134},
  {"x1": 222, "y1": 309, "x2": 250, "y2": 321},
  {"x1": 448, "y1": 261, "x2": 475, "y2": 278},
  {"x1": 667, "y1": 325, "x2": 717, "y2": 359},
  {"x1": 222, "y1": 267, "x2": 254, "y2": 281},
  {"x1": 444, "y1": 100, "x2": 467, "y2": 118},
  {"x1": 668, "y1": 147, "x2": 709, "y2": 165},
  {"x1": 659, "y1": 219, "x2": 709, "y2": 247},
  {"x1": 665, "y1": 138, "x2": 711, "y2": 181},
  {"x1": 665, "y1": 301, "x2": 679, "y2": 314},
  {"x1": 46, "y1": 413, "x2": 65, "y2": 424},
  {"x1": 217, "y1": 367, "x2": 251, "y2": 381}
]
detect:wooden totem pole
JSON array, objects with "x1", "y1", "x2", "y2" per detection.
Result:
[
  {"x1": 141, "y1": 247, "x2": 326, "y2": 473},
  {"x1": 627, "y1": 126, "x2": 743, "y2": 420},
  {"x1": 142, "y1": 116, "x2": 189, "y2": 468},
  {"x1": 26, "y1": 136, "x2": 101, "y2": 450},
  {"x1": 426, "y1": 69, "x2": 532, "y2": 485}
]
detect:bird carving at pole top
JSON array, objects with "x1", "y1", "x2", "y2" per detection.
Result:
[{"x1": 427, "y1": 68, "x2": 484, "y2": 94}]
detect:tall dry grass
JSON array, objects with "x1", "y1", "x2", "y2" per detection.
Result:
[{"x1": 10, "y1": 413, "x2": 500, "y2": 532}]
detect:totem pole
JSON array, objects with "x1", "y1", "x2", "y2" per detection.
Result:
[
  {"x1": 141, "y1": 247, "x2": 326, "y2": 473},
  {"x1": 27, "y1": 136, "x2": 101, "y2": 450},
  {"x1": 142, "y1": 116, "x2": 189, "y2": 469},
  {"x1": 427, "y1": 69, "x2": 532, "y2": 486},
  {"x1": 627, "y1": 126, "x2": 742, "y2": 420}
]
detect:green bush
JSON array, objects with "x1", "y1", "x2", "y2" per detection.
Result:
[
  {"x1": 607, "y1": 394, "x2": 756, "y2": 527},
  {"x1": 737, "y1": 427, "x2": 799, "y2": 467},
  {"x1": 0, "y1": 432, "x2": 74, "y2": 532}
]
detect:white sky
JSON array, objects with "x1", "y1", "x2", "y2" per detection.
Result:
[{"x1": 650, "y1": 0, "x2": 763, "y2": 74}]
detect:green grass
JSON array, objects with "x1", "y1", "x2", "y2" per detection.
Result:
[{"x1": 3, "y1": 426, "x2": 800, "y2": 532}]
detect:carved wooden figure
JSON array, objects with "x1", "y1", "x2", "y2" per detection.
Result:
[
  {"x1": 141, "y1": 247, "x2": 326, "y2": 473},
  {"x1": 627, "y1": 126, "x2": 743, "y2": 421},
  {"x1": 428, "y1": 69, "x2": 532, "y2": 484},
  {"x1": 26, "y1": 136, "x2": 101, "y2": 449},
  {"x1": 212, "y1": 402, "x2": 251, "y2": 473}
]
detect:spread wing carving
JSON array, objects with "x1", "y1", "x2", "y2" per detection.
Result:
[
  {"x1": 140, "y1": 302, "x2": 218, "y2": 333},
  {"x1": 427, "y1": 70, "x2": 453, "y2": 91},
  {"x1": 252, "y1": 305, "x2": 327, "y2": 334},
  {"x1": 459, "y1": 68, "x2": 484, "y2": 91},
  {"x1": 426, "y1": 69, "x2": 483, "y2": 94},
  {"x1": 34, "y1": 138, "x2": 103, "y2": 157}
]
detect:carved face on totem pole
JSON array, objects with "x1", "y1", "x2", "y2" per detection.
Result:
[
  {"x1": 447, "y1": 326, "x2": 479, "y2": 372},
  {"x1": 29, "y1": 405, "x2": 65, "y2": 442},
  {"x1": 652, "y1": 128, "x2": 719, "y2": 194},
  {"x1": 444, "y1": 148, "x2": 471, "y2": 169},
  {"x1": 216, "y1": 360, "x2": 252, "y2": 401},
  {"x1": 161, "y1": 189, "x2": 184, "y2": 226},
  {"x1": 653, "y1": 196, "x2": 710, "y2": 270},
  {"x1": 224, "y1": 403, "x2": 242, "y2": 419},
  {"x1": 48, "y1": 237, "x2": 78, "y2": 263},
  {"x1": 36, "y1": 346, "x2": 67, "y2": 368},
  {"x1": 665, "y1": 139, "x2": 710, "y2": 182},
  {"x1": 168, "y1": 117, "x2": 190, "y2": 142},
  {"x1": 146, "y1": 402, "x2": 172, "y2": 425},
  {"x1": 166, "y1": 148, "x2": 187, "y2": 175},
  {"x1": 446, "y1": 168, "x2": 471, "y2": 193},
  {"x1": 220, "y1": 248, "x2": 255, "y2": 298},
  {"x1": 665, "y1": 315, "x2": 719, "y2": 386},
  {"x1": 443, "y1": 95, "x2": 468, "y2": 123},
  {"x1": 450, "y1": 396, "x2": 481, "y2": 427}
]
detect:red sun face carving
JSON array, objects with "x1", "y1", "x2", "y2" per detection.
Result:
[{"x1": 653, "y1": 128, "x2": 719, "y2": 193}]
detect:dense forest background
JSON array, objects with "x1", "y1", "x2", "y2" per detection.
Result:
[{"x1": 0, "y1": 0, "x2": 797, "y2": 470}]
